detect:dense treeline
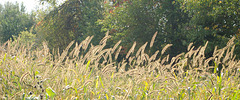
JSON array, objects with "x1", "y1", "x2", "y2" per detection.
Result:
[
  {"x1": 0, "y1": 2, "x2": 35, "y2": 42},
  {"x1": 0, "y1": 0, "x2": 239, "y2": 59}
]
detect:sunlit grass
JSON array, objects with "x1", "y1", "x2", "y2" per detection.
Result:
[{"x1": 0, "y1": 35, "x2": 240, "y2": 99}]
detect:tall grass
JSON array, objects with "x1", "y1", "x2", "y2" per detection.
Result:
[{"x1": 0, "y1": 34, "x2": 240, "y2": 99}]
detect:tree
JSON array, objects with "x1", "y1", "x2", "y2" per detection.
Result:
[
  {"x1": 0, "y1": 2, "x2": 35, "y2": 42},
  {"x1": 99, "y1": 0, "x2": 190, "y2": 57},
  {"x1": 36, "y1": 0, "x2": 105, "y2": 52},
  {"x1": 99, "y1": 0, "x2": 240, "y2": 59},
  {"x1": 177, "y1": 0, "x2": 240, "y2": 57}
]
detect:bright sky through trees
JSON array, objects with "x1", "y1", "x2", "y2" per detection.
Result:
[{"x1": 0, "y1": 0, "x2": 65, "y2": 13}]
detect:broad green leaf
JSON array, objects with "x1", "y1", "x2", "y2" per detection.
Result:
[{"x1": 46, "y1": 87, "x2": 56, "y2": 98}]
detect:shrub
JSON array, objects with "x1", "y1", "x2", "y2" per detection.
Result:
[{"x1": 12, "y1": 30, "x2": 36, "y2": 46}]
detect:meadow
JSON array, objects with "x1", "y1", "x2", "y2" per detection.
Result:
[{"x1": 0, "y1": 34, "x2": 240, "y2": 100}]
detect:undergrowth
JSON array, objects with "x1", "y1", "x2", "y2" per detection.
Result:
[{"x1": 0, "y1": 33, "x2": 240, "y2": 99}]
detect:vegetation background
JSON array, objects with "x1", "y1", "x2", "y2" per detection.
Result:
[{"x1": 0, "y1": 0, "x2": 239, "y2": 99}]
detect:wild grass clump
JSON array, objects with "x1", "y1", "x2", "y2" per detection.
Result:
[{"x1": 0, "y1": 33, "x2": 240, "y2": 99}]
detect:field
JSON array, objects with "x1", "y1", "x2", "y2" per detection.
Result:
[{"x1": 0, "y1": 35, "x2": 240, "y2": 100}]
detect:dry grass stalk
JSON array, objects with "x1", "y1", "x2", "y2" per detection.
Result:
[
  {"x1": 144, "y1": 54, "x2": 149, "y2": 62},
  {"x1": 187, "y1": 42, "x2": 193, "y2": 51},
  {"x1": 81, "y1": 36, "x2": 94, "y2": 51},
  {"x1": 20, "y1": 72, "x2": 31, "y2": 83},
  {"x1": 161, "y1": 44, "x2": 172, "y2": 55},
  {"x1": 119, "y1": 62, "x2": 127, "y2": 72},
  {"x1": 198, "y1": 41, "x2": 208, "y2": 56},
  {"x1": 123, "y1": 86, "x2": 132, "y2": 100},
  {"x1": 70, "y1": 42, "x2": 82, "y2": 57},
  {"x1": 112, "y1": 40, "x2": 121, "y2": 53},
  {"x1": 0, "y1": 46, "x2": 6, "y2": 54},
  {"x1": 115, "y1": 46, "x2": 122, "y2": 60},
  {"x1": 150, "y1": 31, "x2": 158, "y2": 48},
  {"x1": 42, "y1": 41, "x2": 49, "y2": 56},
  {"x1": 83, "y1": 80, "x2": 93, "y2": 86},
  {"x1": 184, "y1": 46, "x2": 194, "y2": 58},
  {"x1": 136, "y1": 42, "x2": 148, "y2": 57},
  {"x1": 101, "y1": 63, "x2": 114, "y2": 74},
  {"x1": 161, "y1": 56, "x2": 167, "y2": 65},
  {"x1": 192, "y1": 46, "x2": 201, "y2": 63},
  {"x1": 106, "y1": 50, "x2": 113, "y2": 64},
  {"x1": 230, "y1": 45, "x2": 235, "y2": 58},
  {"x1": 126, "y1": 42, "x2": 136, "y2": 59},
  {"x1": 57, "y1": 41, "x2": 75, "y2": 64},
  {"x1": 227, "y1": 36, "x2": 235, "y2": 46},
  {"x1": 149, "y1": 50, "x2": 159, "y2": 62},
  {"x1": 223, "y1": 48, "x2": 230, "y2": 63},
  {"x1": 10, "y1": 90, "x2": 23, "y2": 100},
  {"x1": 99, "y1": 34, "x2": 111, "y2": 45},
  {"x1": 213, "y1": 46, "x2": 218, "y2": 56},
  {"x1": 128, "y1": 56, "x2": 135, "y2": 66},
  {"x1": 140, "y1": 42, "x2": 148, "y2": 55}
]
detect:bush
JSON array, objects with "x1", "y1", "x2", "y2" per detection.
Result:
[{"x1": 11, "y1": 30, "x2": 36, "y2": 48}]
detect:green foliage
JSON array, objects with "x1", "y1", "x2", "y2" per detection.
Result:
[
  {"x1": 178, "y1": 0, "x2": 239, "y2": 36},
  {"x1": 99, "y1": 0, "x2": 239, "y2": 58},
  {"x1": 177, "y1": 0, "x2": 240, "y2": 56},
  {"x1": 0, "y1": 2, "x2": 35, "y2": 42},
  {"x1": 36, "y1": 0, "x2": 105, "y2": 52},
  {"x1": 34, "y1": 0, "x2": 240, "y2": 59},
  {"x1": 12, "y1": 30, "x2": 36, "y2": 46},
  {"x1": 99, "y1": 0, "x2": 191, "y2": 57}
]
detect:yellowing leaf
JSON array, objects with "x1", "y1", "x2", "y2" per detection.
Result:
[
  {"x1": 91, "y1": 91, "x2": 95, "y2": 95},
  {"x1": 111, "y1": 72, "x2": 114, "y2": 79},
  {"x1": 144, "y1": 81, "x2": 148, "y2": 91},
  {"x1": 99, "y1": 76, "x2": 104, "y2": 88},
  {"x1": 204, "y1": 27, "x2": 209, "y2": 30},
  {"x1": 96, "y1": 77, "x2": 99, "y2": 89},
  {"x1": 105, "y1": 93, "x2": 109, "y2": 100},
  {"x1": 156, "y1": 74, "x2": 160, "y2": 78},
  {"x1": 213, "y1": 25, "x2": 218, "y2": 29},
  {"x1": 86, "y1": 60, "x2": 91, "y2": 70}
]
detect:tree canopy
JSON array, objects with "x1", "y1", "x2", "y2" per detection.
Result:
[
  {"x1": 36, "y1": 0, "x2": 105, "y2": 51},
  {"x1": 0, "y1": 2, "x2": 35, "y2": 42},
  {"x1": 99, "y1": 0, "x2": 240, "y2": 57},
  {"x1": 1, "y1": 0, "x2": 239, "y2": 58}
]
